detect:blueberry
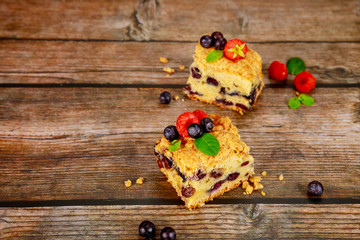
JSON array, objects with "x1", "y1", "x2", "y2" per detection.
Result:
[
  {"x1": 200, "y1": 35, "x2": 214, "y2": 48},
  {"x1": 211, "y1": 31, "x2": 224, "y2": 40},
  {"x1": 200, "y1": 118, "x2": 214, "y2": 133},
  {"x1": 139, "y1": 220, "x2": 156, "y2": 237},
  {"x1": 206, "y1": 77, "x2": 219, "y2": 86},
  {"x1": 160, "y1": 227, "x2": 176, "y2": 240},
  {"x1": 187, "y1": 123, "x2": 203, "y2": 138},
  {"x1": 159, "y1": 91, "x2": 171, "y2": 104},
  {"x1": 214, "y1": 37, "x2": 227, "y2": 50},
  {"x1": 308, "y1": 181, "x2": 324, "y2": 196},
  {"x1": 164, "y1": 126, "x2": 179, "y2": 141},
  {"x1": 191, "y1": 67, "x2": 201, "y2": 79}
]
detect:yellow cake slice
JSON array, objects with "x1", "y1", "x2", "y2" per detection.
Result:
[
  {"x1": 184, "y1": 42, "x2": 264, "y2": 114},
  {"x1": 154, "y1": 113, "x2": 254, "y2": 210}
]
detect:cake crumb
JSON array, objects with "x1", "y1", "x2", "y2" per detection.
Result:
[
  {"x1": 136, "y1": 177, "x2": 144, "y2": 185},
  {"x1": 245, "y1": 185, "x2": 254, "y2": 195},
  {"x1": 179, "y1": 65, "x2": 185, "y2": 71},
  {"x1": 174, "y1": 95, "x2": 179, "y2": 100},
  {"x1": 160, "y1": 57, "x2": 168, "y2": 63},
  {"x1": 163, "y1": 67, "x2": 175, "y2": 74},
  {"x1": 242, "y1": 181, "x2": 249, "y2": 189},
  {"x1": 254, "y1": 182, "x2": 263, "y2": 191},
  {"x1": 261, "y1": 171, "x2": 267, "y2": 177},
  {"x1": 261, "y1": 191, "x2": 266, "y2": 197},
  {"x1": 181, "y1": 99, "x2": 184, "y2": 102},
  {"x1": 279, "y1": 174, "x2": 284, "y2": 181},
  {"x1": 166, "y1": 74, "x2": 170, "y2": 78},
  {"x1": 124, "y1": 180, "x2": 132, "y2": 188},
  {"x1": 249, "y1": 176, "x2": 262, "y2": 183}
]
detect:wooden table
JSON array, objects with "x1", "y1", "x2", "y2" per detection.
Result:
[{"x1": 0, "y1": 0, "x2": 359, "y2": 239}]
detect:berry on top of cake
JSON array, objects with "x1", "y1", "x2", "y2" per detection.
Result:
[
  {"x1": 184, "y1": 32, "x2": 264, "y2": 114},
  {"x1": 154, "y1": 110, "x2": 255, "y2": 209}
]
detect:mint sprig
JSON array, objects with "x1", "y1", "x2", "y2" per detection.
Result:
[
  {"x1": 287, "y1": 57, "x2": 306, "y2": 75},
  {"x1": 206, "y1": 50, "x2": 223, "y2": 63},
  {"x1": 169, "y1": 140, "x2": 181, "y2": 152},
  {"x1": 288, "y1": 93, "x2": 314, "y2": 109},
  {"x1": 194, "y1": 133, "x2": 220, "y2": 156}
]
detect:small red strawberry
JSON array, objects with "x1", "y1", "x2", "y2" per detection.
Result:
[
  {"x1": 294, "y1": 72, "x2": 316, "y2": 92},
  {"x1": 224, "y1": 39, "x2": 248, "y2": 61},
  {"x1": 192, "y1": 110, "x2": 208, "y2": 121},
  {"x1": 268, "y1": 61, "x2": 288, "y2": 81},
  {"x1": 176, "y1": 112, "x2": 199, "y2": 138}
]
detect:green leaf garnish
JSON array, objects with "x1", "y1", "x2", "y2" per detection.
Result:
[
  {"x1": 287, "y1": 57, "x2": 306, "y2": 75},
  {"x1": 206, "y1": 50, "x2": 223, "y2": 63},
  {"x1": 299, "y1": 94, "x2": 315, "y2": 106},
  {"x1": 289, "y1": 97, "x2": 301, "y2": 109},
  {"x1": 194, "y1": 133, "x2": 220, "y2": 156},
  {"x1": 169, "y1": 140, "x2": 181, "y2": 152}
]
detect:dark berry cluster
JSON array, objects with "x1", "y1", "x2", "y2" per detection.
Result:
[
  {"x1": 139, "y1": 220, "x2": 176, "y2": 240},
  {"x1": 163, "y1": 110, "x2": 214, "y2": 142},
  {"x1": 200, "y1": 31, "x2": 227, "y2": 50}
]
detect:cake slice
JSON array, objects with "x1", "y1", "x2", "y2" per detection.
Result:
[
  {"x1": 184, "y1": 32, "x2": 264, "y2": 114},
  {"x1": 154, "y1": 111, "x2": 254, "y2": 209}
]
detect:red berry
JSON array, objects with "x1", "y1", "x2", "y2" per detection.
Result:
[
  {"x1": 176, "y1": 112, "x2": 199, "y2": 138},
  {"x1": 268, "y1": 61, "x2": 288, "y2": 81},
  {"x1": 224, "y1": 39, "x2": 248, "y2": 61},
  {"x1": 294, "y1": 72, "x2": 316, "y2": 92},
  {"x1": 192, "y1": 110, "x2": 208, "y2": 121}
]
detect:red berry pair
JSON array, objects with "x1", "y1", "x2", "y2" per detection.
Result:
[
  {"x1": 268, "y1": 61, "x2": 316, "y2": 93},
  {"x1": 176, "y1": 110, "x2": 208, "y2": 138}
]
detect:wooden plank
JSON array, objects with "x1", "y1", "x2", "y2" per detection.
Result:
[
  {"x1": 0, "y1": 204, "x2": 359, "y2": 239},
  {"x1": 0, "y1": 0, "x2": 359, "y2": 42},
  {"x1": 0, "y1": 87, "x2": 359, "y2": 201},
  {"x1": 0, "y1": 41, "x2": 359, "y2": 85}
]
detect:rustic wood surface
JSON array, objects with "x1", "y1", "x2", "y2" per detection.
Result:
[
  {"x1": 1, "y1": 205, "x2": 360, "y2": 239},
  {"x1": 0, "y1": 0, "x2": 359, "y2": 239}
]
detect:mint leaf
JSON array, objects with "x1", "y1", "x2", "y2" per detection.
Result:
[
  {"x1": 289, "y1": 97, "x2": 301, "y2": 109},
  {"x1": 287, "y1": 57, "x2": 306, "y2": 75},
  {"x1": 206, "y1": 50, "x2": 223, "y2": 63},
  {"x1": 194, "y1": 133, "x2": 220, "y2": 156},
  {"x1": 299, "y1": 94, "x2": 315, "y2": 106},
  {"x1": 169, "y1": 140, "x2": 181, "y2": 152}
]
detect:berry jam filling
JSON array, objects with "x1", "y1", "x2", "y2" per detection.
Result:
[
  {"x1": 209, "y1": 180, "x2": 226, "y2": 192},
  {"x1": 176, "y1": 167, "x2": 187, "y2": 182},
  {"x1": 182, "y1": 186, "x2": 195, "y2": 198},
  {"x1": 220, "y1": 87, "x2": 226, "y2": 95},
  {"x1": 241, "y1": 161, "x2": 249, "y2": 167},
  {"x1": 215, "y1": 99, "x2": 233, "y2": 106},
  {"x1": 184, "y1": 85, "x2": 203, "y2": 96},
  {"x1": 155, "y1": 151, "x2": 173, "y2": 169},
  {"x1": 206, "y1": 77, "x2": 219, "y2": 86},
  {"x1": 191, "y1": 67, "x2": 201, "y2": 79},
  {"x1": 227, "y1": 172, "x2": 240, "y2": 181},
  {"x1": 236, "y1": 103, "x2": 248, "y2": 111},
  {"x1": 210, "y1": 169, "x2": 223, "y2": 178},
  {"x1": 196, "y1": 170, "x2": 207, "y2": 180},
  {"x1": 228, "y1": 91, "x2": 240, "y2": 96}
]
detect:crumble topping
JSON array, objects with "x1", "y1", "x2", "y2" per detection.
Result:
[
  {"x1": 179, "y1": 65, "x2": 185, "y2": 71},
  {"x1": 261, "y1": 171, "x2": 267, "y2": 176},
  {"x1": 279, "y1": 174, "x2": 284, "y2": 181},
  {"x1": 261, "y1": 191, "x2": 266, "y2": 197}
]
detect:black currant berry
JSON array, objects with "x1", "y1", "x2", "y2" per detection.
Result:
[
  {"x1": 139, "y1": 220, "x2": 156, "y2": 237},
  {"x1": 200, "y1": 118, "x2": 214, "y2": 133},
  {"x1": 200, "y1": 35, "x2": 214, "y2": 48},
  {"x1": 164, "y1": 125, "x2": 179, "y2": 141},
  {"x1": 159, "y1": 91, "x2": 171, "y2": 104},
  {"x1": 187, "y1": 123, "x2": 203, "y2": 138}
]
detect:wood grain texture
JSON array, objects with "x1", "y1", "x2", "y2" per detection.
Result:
[
  {"x1": 0, "y1": 204, "x2": 359, "y2": 239},
  {"x1": 0, "y1": 0, "x2": 359, "y2": 42},
  {"x1": 0, "y1": 41, "x2": 359, "y2": 85},
  {"x1": 0, "y1": 87, "x2": 359, "y2": 201}
]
